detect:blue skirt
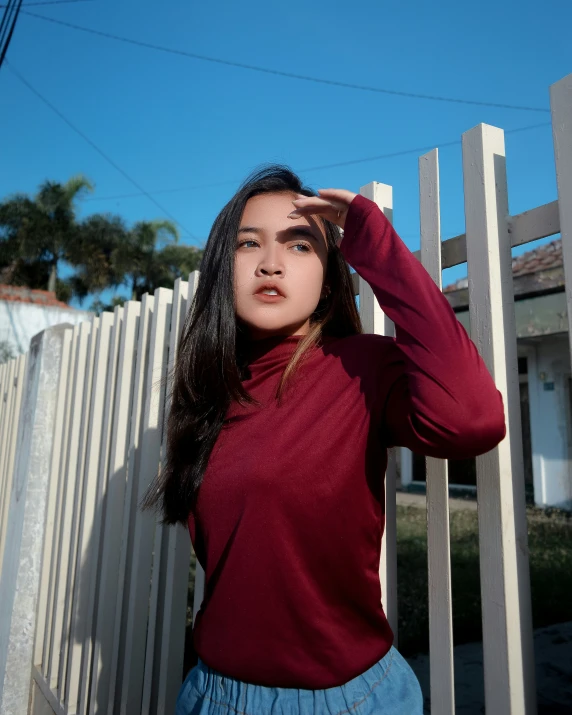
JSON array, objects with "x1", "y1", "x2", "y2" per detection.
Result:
[{"x1": 175, "y1": 646, "x2": 423, "y2": 714}]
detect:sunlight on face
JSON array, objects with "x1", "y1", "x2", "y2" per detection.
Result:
[{"x1": 234, "y1": 192, "x2": 329, "y2": 341}]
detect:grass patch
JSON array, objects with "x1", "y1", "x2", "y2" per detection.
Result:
[{"x1": 396, "y1": 504, "x2": 572, "y2": 656}]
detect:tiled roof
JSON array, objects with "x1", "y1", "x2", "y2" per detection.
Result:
[
  {"x1": 0, "y1": 284, "x2": 74, "y2": 309},
  {"x1": 443, "y1": 238, "x2": 563, "y2": 293}
]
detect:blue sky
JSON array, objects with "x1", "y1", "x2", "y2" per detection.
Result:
[{"x1": 1, "y1": 0, "x2": 569, "y2": 308}]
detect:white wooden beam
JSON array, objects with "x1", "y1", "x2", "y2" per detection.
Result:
[
  {"x1": 359, "y1": 181, "x2": 398, "y2": 643},
  {"x1": 419, "y1": 148, "x2": 455, "y2": 715},
  {"x1": 462, "y1": 123, "x2": 536, "y2": 715}
]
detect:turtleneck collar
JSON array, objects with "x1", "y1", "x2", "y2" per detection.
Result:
[{"x1": 245, "y1": 333, "x2": 304, "y2": 366}]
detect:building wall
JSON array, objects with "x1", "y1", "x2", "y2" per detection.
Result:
[
  {"x1": 0, "y1": 300, "x2": 92, "y2": 358},
  {"x1": 525, "y1": 335, "x2": 572, "y2": 510}
]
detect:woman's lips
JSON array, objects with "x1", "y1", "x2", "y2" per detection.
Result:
[{"x1": 253, "y1": 293, "x2": 286, "y2": 303}]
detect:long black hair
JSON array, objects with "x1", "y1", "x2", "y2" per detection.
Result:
[{"x1": 141, "y1": 165, "x2": 363, "y2": 525}]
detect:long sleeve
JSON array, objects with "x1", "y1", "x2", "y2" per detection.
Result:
[{"x1": 338, "y1": 193, "x2": 506, "y2": 460}]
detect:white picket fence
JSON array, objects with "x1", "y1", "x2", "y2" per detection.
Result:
[{"x1": 0, "y1": 72, "x2": 570, "y2": 715}]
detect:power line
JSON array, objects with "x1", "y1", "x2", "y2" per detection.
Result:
[
  {"x1": 0, "y1": 0, "x2": 92, "y2": 7},
  {"x1": 22, "y1": 10, "x2": 549, "y2": 114},
  {"x1": 5, "y1": 61, "x2": 200, "y2": 242},
  {"x1": 0, "y1": 0, "x2": 23, "y2": 70},
  {"x1": 83, "y1": 121, "x2": 551, "y2": 203}
]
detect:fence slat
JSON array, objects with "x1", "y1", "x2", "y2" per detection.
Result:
[
  {"x1": 551, "y1": 75, "x2": 572, "y2": 418},
  {"x1": 73, "y1": 311, "x2": 115, "y2": 714},
  {"x1": 107, "y1": 295, "x2": 154, "y2": 714},
  {"x1": 155, "y1": 278, "x2": 192, "y2": 715},
  {"x1": 62, "y1": 316, "x2": 99, "y2": 711},
  {"x1": 419, "y1": 148, "x2": 456, "y2": 715},
  {"x1": 462, "y1": 122, "x2": 536, "y2": 715},
  {"x1": 187, "y1": 271, "x2": 207, "y2": 627},
  {"x1": 119, "y1": 288, "x2": 172, "y2": 715},
  {"x1": 45, "y1": 326, "x2": 75, "y2": 690},
  {"x1": 83, "y1": 301, "x2": 140, "y2": 713},
  {"x1": 83, "y1": 307, "x2": 124, "y2": 715},
  {"x1": 54, "y1": 322, "x2": 95, "y2": 700},
  {"x1": 358, "y1": 181, "x2": 398, "y2": 644}
]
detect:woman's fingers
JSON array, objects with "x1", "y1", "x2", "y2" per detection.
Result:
[
  {"x1": 317, "y1": 188, "x2": 357, "y2": 204},
  {"x1": 287, "y1": 188, "x2": 357, "y2": 230}
]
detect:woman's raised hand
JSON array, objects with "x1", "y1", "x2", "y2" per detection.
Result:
[{"x1": 287, "y1": 188, "x2": 358, "y2": 238}]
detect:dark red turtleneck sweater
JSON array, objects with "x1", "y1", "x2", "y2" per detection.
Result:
[{"x1": 187, "y1": 194, "x2": 506, "y2": 689}]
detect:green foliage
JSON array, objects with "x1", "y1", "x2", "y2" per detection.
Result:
[
  {"x1": 0, "y1": 176, "x2": 204, "y2": 308},
  {"x1": 396, "y1": 504, "x2": 572, "y2": 656},
  {"x1": 0, "y1": 340, "x2": 16, "y2": 365}
]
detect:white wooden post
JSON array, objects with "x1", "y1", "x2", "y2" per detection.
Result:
[
  {"x1": 550, "y1": 74, "x2": 572, "y2": 377},
  {"x1": 74, "y1": 310, "x2": 116, "y2": 713},
  {"x1": 155, "y1": 278, "x2": 192, "y2": 714},
  {"x1": 0, "y1": 324, "x2": 72, "y2": 715},
  {"x1": 462, "y1": 123, "x2": 536, "y2": 715},
  {"x1": 419, "y1": 149, "x2": 455, "y2": 715},
  {"x1": 188, "y1": 271, "x2": 207, "y2": 626},
  {"x1": 107, "y1": 295, "x2": 154, "y2": 713},
  {"x1": 119, "y1": 288, "x2": 172, "y2": 715},
  {"x1": 85, "y1": 302, "x2": 141, "y2": 712},
  {"x1": 358, "y1": 181, "x2": 398, "y2": 642}
]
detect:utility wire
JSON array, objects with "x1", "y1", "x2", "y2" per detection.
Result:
[
  {"x1": 0, "y1": 0, "x2": 92, "y2": 7},
  {"x1": 84, "y1": 121, "x2": 551, "y2": 203},
  {"x1": 5, "y1": 61, "x2": 200, "y2": 242},
  {"x1": 0, "y1": 0, "x2": 23, "y2": 69},
  {"x1": 22, "y1": 10, "x2": 549, "y2": 114}
]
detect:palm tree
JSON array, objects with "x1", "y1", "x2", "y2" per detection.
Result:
[
  {"x1": 117, "y1": 219, "x2": 203, "y2": 301},
  {"x1": 89, "y1": 220, "x2": 203, "y2": 313},
  {"x1": 0, "y1": 175, "x2": 128, "y2": 302}
]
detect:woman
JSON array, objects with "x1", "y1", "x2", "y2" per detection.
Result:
[{"x1": 143, "y1": 165, "x2": 506, "y2": 713}]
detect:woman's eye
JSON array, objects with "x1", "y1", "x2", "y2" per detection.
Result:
[{"x1": 237, "y1": 240, "x2": 311, "y2": 252}]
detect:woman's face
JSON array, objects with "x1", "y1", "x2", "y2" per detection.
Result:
[{"x1": 234, "y1": 192, "x2": 329, "y2": 341}]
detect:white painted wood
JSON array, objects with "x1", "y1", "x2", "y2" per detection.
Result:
[
  {"x1": 119, "y1": 288, "x2": 172, "y2": 715},
  {"x1": 550, "y1": 75, "x2": 572, "y2": 393},
  {"x1": 44, "y1": 326, "x2": 75, "y2": 689},
  {"x1": 155, "y1": 279, "x2": 192, "y2": 715},
  {"x1": 140, "y1": 285, "x2": 178, "y2": 715},
  {"x1": 72, "y1": 311, "x2": 115, "y2": 714},
  {"x1": 187, "y1": 270, "x2": 207, "y2": 627},
  {"x1": 358, "y1": 181, "x2": 398, "y2": 643},
  {"x1": 411, "y1": 200, "x2": 561, "y2": 271},
  {"x1": 38, "y1": 322, "x2": 84, "y2": 682},
  {"x1": 31, "y1": 667, "x2": 66, "y2": 715},
  {"x1": 33, "y1": 323, "x2": 88, "y2": 678},
  {"x1": 419, "y1": 148, "x2": 455, "y2": 715},
  {"x1": 80, "y1": 306, "x2": 124, "y2": 715},
  {"x1": 62, "y1": 316, "x2": 99, "y2": 712},
  {"x1": 106, "y1": 295, "x2": 153, "y2": 714},
  {"x1": 66, "y1": 308, "x2": 127, "y2": 708},
  {"x1": 462, "y1": 123, "x2": 536, "y2": 714},
  {"x1": 55, "y1": 321, "x2": 94, "y2": 699},
  {"x1": 508, "y1": 200, "x2": 560, "y2": 248},
  {"x1": 81, "y1": 303, "x2": 140, "y2": 713},
  {"x1": 47, "y1": 324, "x2": 89, "y2": 694}
]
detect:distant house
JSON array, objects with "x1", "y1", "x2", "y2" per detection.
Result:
[
  {"x1": 0, "y1": 284, "x2": 92, "y2": 361},
  {"x1": 400, "y1": 238, "x2": 572, "y2": 511}
]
